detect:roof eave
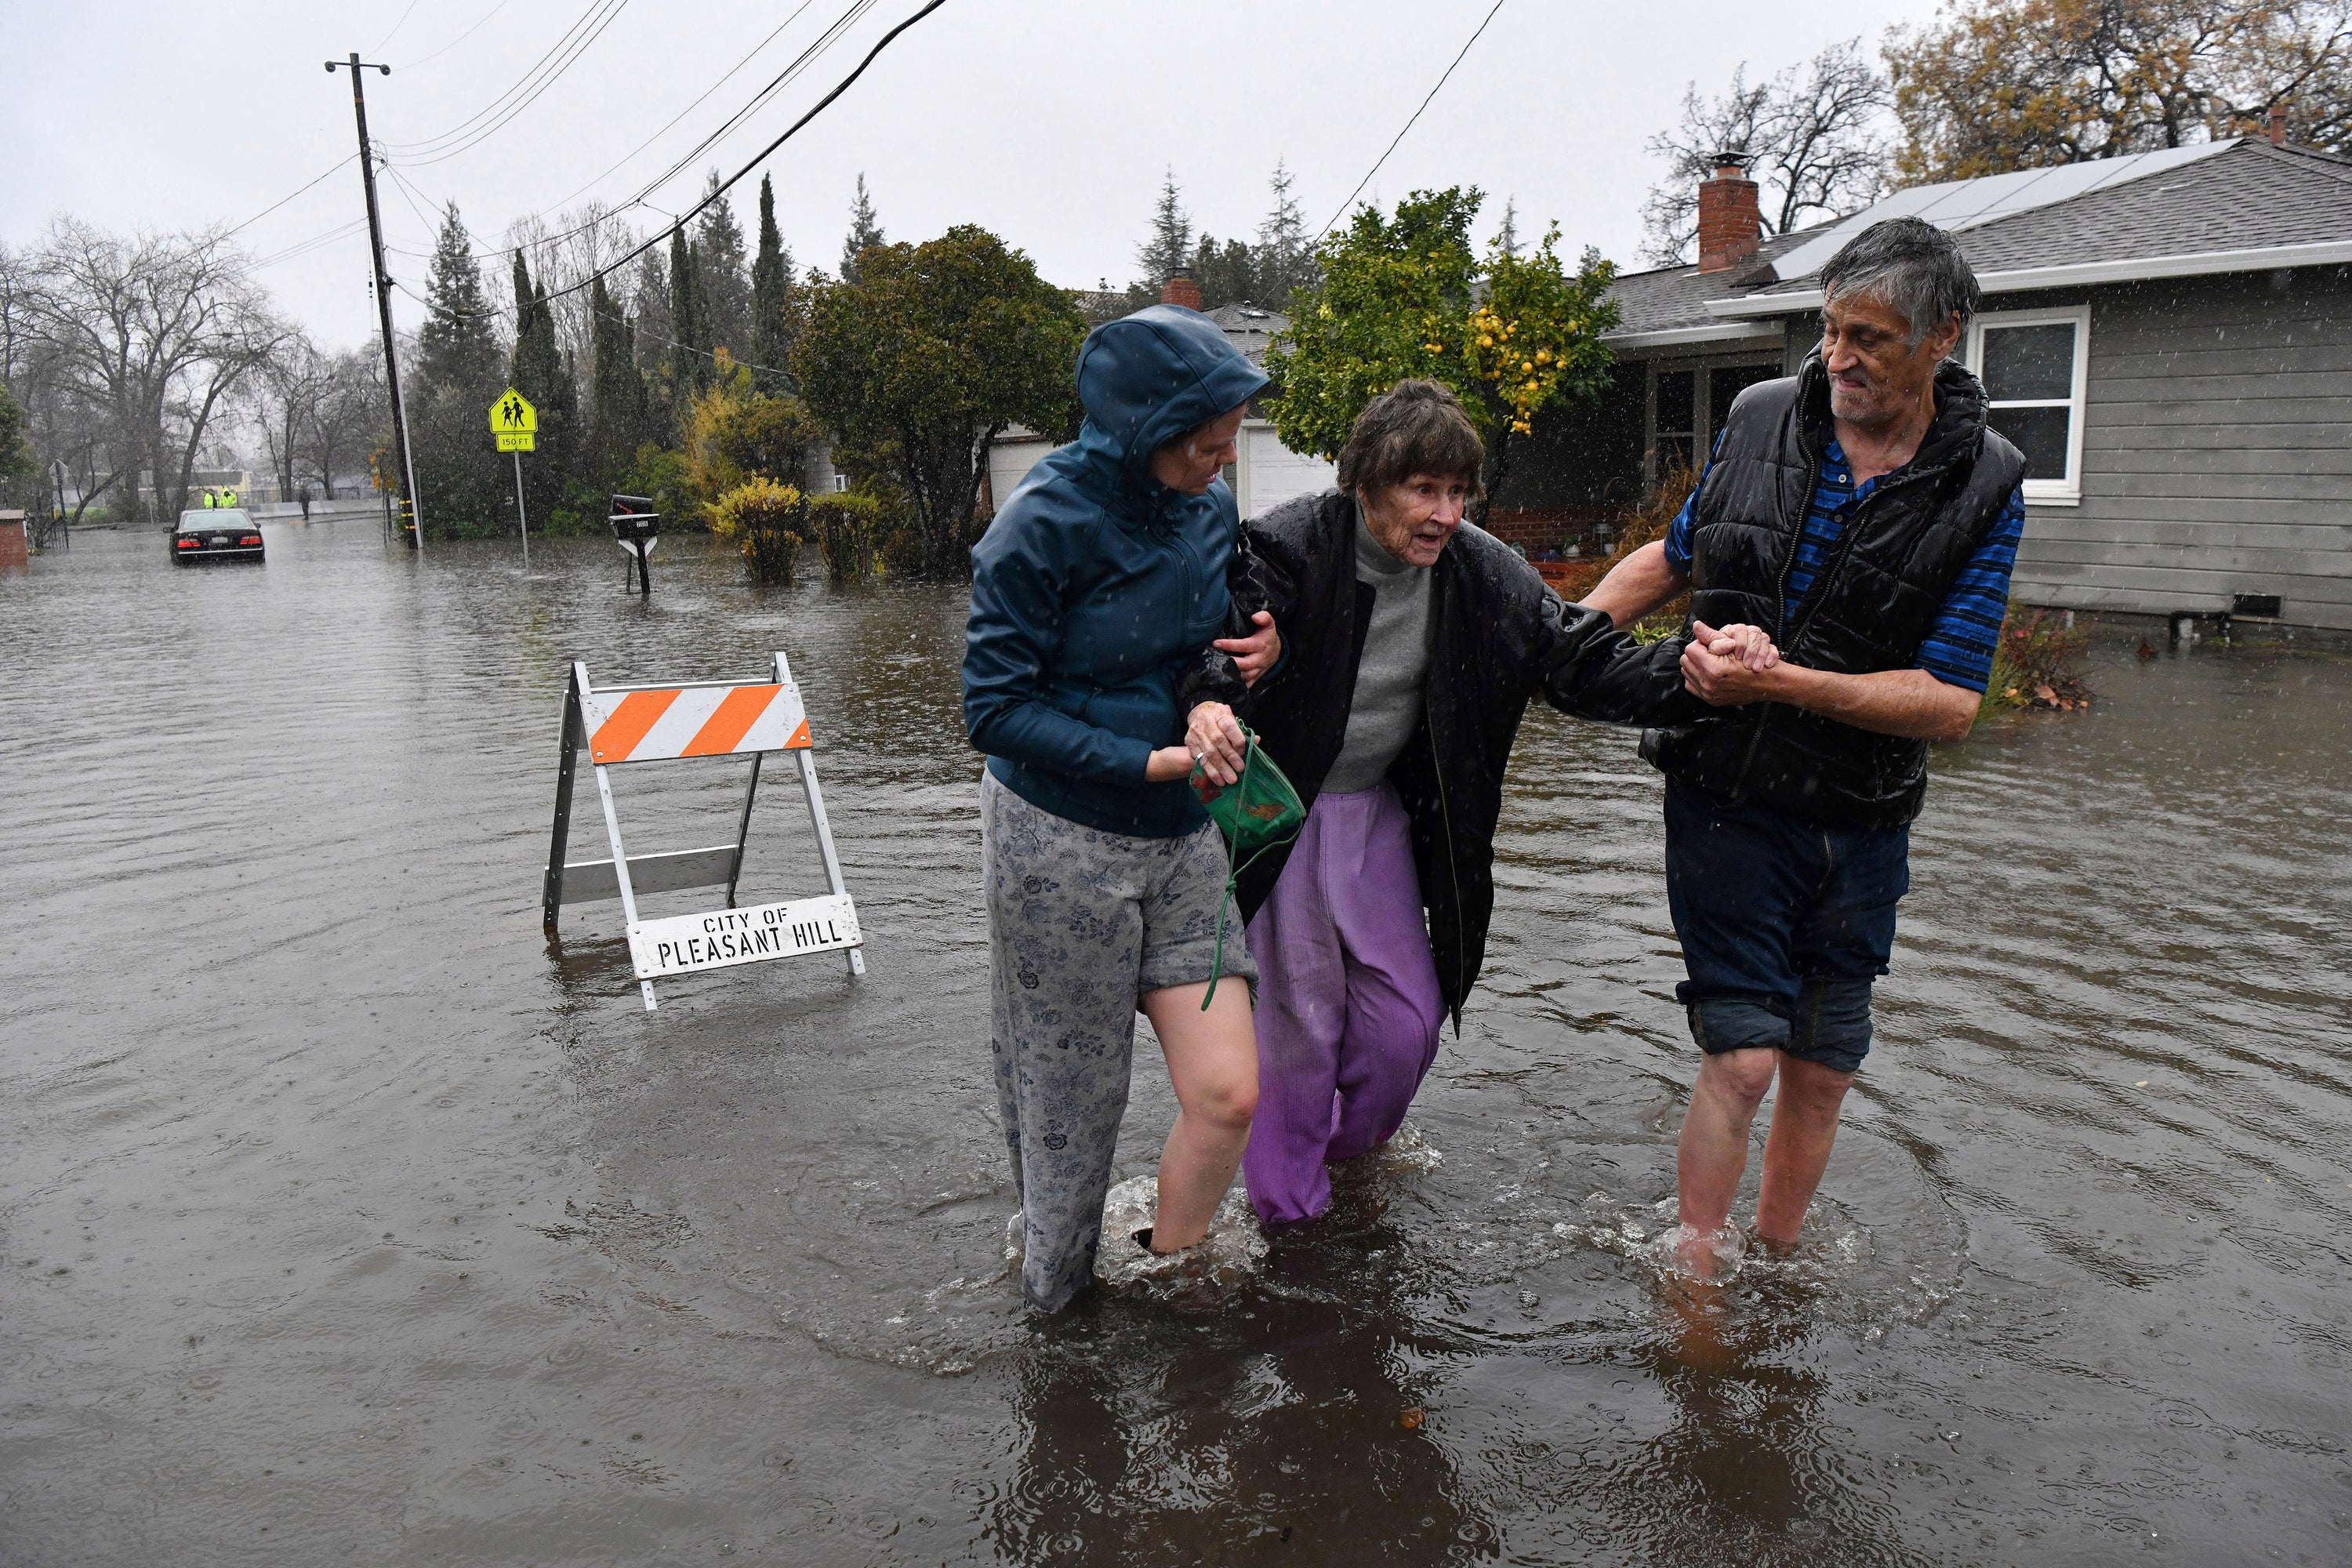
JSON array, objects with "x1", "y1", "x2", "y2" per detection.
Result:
[
  {"x1": 1705, "y1": 238, "x2": 2352, "y2": 318},
  {"x1": 1604, "y1": 321, "x2": 1788, "y2": 351}
]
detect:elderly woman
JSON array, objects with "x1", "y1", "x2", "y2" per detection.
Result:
[
  {"x1": 1188, "y1": 379, "x2": 1691, "y2": 1228},
  {"x1": 964, "y1": 303, "x2": 1277, "y2": 1312}
]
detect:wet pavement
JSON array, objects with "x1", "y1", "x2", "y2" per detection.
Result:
[{"x1": 3, "y1": 521, "x2": 2349, "y2": 1566}]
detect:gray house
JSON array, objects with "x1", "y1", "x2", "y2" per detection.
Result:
[{"x1": 1503, "y1": 132, "x2": 2352, "y2": 630}]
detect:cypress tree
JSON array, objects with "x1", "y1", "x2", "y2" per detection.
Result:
[
  {"x1": 630, "y1": 250, "x2": 671, "y2": 379},
  {"x1": 664, "y1": 226, "x2": 711, "y2": 429},
  {"x1": 508, "y1": 253, "x2": 575, "y2": 523},
  {"x1": 750, "y1": 172, "x2": 798, "y2": 394},
  {"x1": 587, "y1": 273, "x2": 648, "y2": 489}
]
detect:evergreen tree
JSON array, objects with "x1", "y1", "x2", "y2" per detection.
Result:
[
  {"x1": 1497, "y1": 197, "x2": 1522, "y2": 257},
  {"x1": 750, "y1": 172, "x2": 800, "y2": 394},
  {"x1": 663, "y1": 226, "x2": 711, "y2": 431},
  {"x1": 630, "y1": 250, "x2": 671, "y2": 378},
  {"x1": 1189, "y1": 234, "x2": 1257, "y2": 309},
  {"x1": 840, "y1": 172, "x2": 884, "y2": 284},
  {"x1": 695, "y1": 169, "x2": 752, "y2": 366},
  {"x1": 587, "y1": 273, "x2": 649, "y2": 488},
  {"x1": 508, "y1": 253, "x2": 577, "y2": 524},
  {"x1": 408, "y1": 202, "x2": 508, "y2": 535},
  {"x1": 1255, "y1": 159, "x2": 1320, "y2": 306},
  {"x1": 415, "y1": 204, "x2": 503, "y2": 396},
  {"x1": 1135, "y1": 168, "x2": 1193, "y2": 286}
]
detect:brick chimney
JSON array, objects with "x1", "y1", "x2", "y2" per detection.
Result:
[
  {"x1": 2269, "y1": 105, "x2": 2288, "y2": 146},
  {"x1": 1160, "y1": 265, "x2": 1203, "y2": 310},
  {"x1": 1696, "y1": 155, "x2": 1762, "y2": 274}
]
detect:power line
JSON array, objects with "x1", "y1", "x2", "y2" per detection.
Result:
[
  {"x1": 391, "y1": 277, "x2": 795, "y2": 380},
  {"x1": 369, "y1": 0, "x2": 423, "y2": 54},
  {"x1": 1315, "y1": 0, "x2": 1510, "y2": 242},
  {"x1": 523, "y1": 0, "x2": 836, "y2": 217},
  {"x1": 539, "y1": 0, "x2": 952, "y2": 304},
  {"x1": 252, "y1": 217, "x2": 372, "y2": 270},
  {"x1": 223, "y1": 155, "x2": 359, "y2": 241},
  {"x1": 383, "y1": 0, "x2": 632, "y2": 159},
  {"x1": 396, "y1": 0, "x2": 638, "y2": 166},
  {"x1": 390, "y1": 0, "x2": 865, "y2": 265},
  {"x1": 384, "y1": 0, "x2": 947, "y2": 309},
  {"x1": 393, "y1": 0, "x2": 515, "y2": 71}
]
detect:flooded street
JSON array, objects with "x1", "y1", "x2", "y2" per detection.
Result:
[{"x1": 5, "y1": 519, "x2": 2350, "y2": 1566}]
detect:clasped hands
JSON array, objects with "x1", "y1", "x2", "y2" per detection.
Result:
[
  {"x1": 1143, "y1": 611, "x2": 1281, "y2": 785},
  {"x1": 1680, "y1": 619, "x2": 1784, "y2": 706}
]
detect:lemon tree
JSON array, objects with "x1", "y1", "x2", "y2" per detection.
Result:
[{"x1": 1266, "y1": 188, "x2": 1618, "y2": 503}]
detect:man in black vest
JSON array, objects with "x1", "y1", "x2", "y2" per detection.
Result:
[{"x1": 1588, "y1": 218, "x2": 2027, "y2": 1276}]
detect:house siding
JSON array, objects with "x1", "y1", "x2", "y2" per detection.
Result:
[{"x1": 2011, "y1": 267, "x2": 2352, "y2": 629}]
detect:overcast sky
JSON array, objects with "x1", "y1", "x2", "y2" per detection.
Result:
[{"x1": 4, "y1": 0, "x2": 1943, "y2": 350}]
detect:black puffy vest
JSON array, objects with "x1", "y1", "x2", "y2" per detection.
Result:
[{"x1": 1640, "y1": 353, "x2": 2026, "y2": 828}]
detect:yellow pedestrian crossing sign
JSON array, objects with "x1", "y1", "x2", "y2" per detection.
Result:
[{"x1": 491, "y1": 388, "x2": 538, "y2": 452}]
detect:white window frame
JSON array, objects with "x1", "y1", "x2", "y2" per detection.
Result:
[{"x1": 1966, "y1": 303, "x2": 2089, "y2": 505}]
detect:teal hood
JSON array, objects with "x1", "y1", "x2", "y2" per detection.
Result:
[{"x1": 1069, "y1": 304, "x2": 1270, "y2": 510}]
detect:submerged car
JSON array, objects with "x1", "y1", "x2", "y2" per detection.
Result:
[{"x1": 172, "y1": 509, "x2": 264, "y2": 563}]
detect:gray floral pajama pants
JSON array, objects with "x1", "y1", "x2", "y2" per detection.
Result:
[{"x1": 982, "y1": 771, "x2": 1256, "y2": 1312}]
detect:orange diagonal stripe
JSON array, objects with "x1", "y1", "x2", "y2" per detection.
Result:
[
  {"x1": 681, "y1": 684, "x2": 779, "y2": 757},
  {"x1": 782, "y1": 717, "x2": 811, "y2": 750},
  {"x1": 591, "y1": 688, "x2": 680, "y2": 762}
]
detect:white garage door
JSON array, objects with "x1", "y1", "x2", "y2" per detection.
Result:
[
  {"x1": 1241, "y1": 424, "x2": 1336, "y2": 517},
  {"x1": 987, "y1": 438, "x2": 1056, "y2": 511}
]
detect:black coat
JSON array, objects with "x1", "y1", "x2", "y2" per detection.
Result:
[{"x1": 1191, "y1": 490, "x2": 1693, "y2": 1030}]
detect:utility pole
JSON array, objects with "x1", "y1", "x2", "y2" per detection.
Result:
[{"x1": 327, "y1": 53, "x2": 426, "y2": 556}]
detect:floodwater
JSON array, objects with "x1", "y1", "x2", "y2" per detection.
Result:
[{"x1": 4, "y1": 521, "x2": 2349, "y2": 1566}]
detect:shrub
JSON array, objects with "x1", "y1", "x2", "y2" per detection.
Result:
[
  {"x1": 1981, "y1": 601, "x2": 2092, "y2": 717},
  {"x1": 541, "y1": 478, "x2": 608, "y2": 537},
  {"x1": 683, "y1": 373, "x2": 819, "y2": 521},
  {"x1": 710, "y1": 477, "x2": 806, "y2": 584},
  {"x1": 624, "y1": 442, "x2": 695, "y2": 531},
  {"x1": 1593, "y1": 455, "x2": 1698, "y2": 642},
  {"x1": 804, "y1": 491, "x2": 886, "y2": 581}
]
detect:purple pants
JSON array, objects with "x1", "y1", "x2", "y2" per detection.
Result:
[{"x1": 1242, "y1": 784, "x2": 1446, "y2": 1225}]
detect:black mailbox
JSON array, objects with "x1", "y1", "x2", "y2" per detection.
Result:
[{"x1": 609, "y1": 494, "x2": 659, "y2": 594}]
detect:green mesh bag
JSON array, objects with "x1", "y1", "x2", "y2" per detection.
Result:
[{"x1": 1190, "y1": 723, "x2": 1306, "y2": 1009}]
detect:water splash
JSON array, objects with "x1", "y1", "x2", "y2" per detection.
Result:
[{"x1": 1092, "y1": 1177, "x2": 1266, "y2": 1298}]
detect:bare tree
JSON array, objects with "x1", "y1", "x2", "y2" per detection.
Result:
[
  {"x1": 20, "y1": 219, "x2": 286, "y2": 521},
  {"x1": 3, "y1": 240, "x2": 131, "y2": 522},
  {"x1": 241, "y1": 331, "x2": 326, "y2": 500},
  {"x1": 1641, "y1": 40, "x2": 1893, "y2": 267},
  {"x1": 506, "y1": 201, "x2": 638, "y2": 394},
  {"x1": 303, "y1": 348, "x2": 384, "y2": 499}
]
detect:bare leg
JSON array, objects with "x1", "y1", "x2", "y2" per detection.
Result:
[
  {"x1": 1674, "y1": 1047, "x2": 1778, "y2": 1274},
  {"x1": 1754, "y1": 1052, "x2": 1853, "y2": 1244},
  {"x1": 1140, "y1": 980, "x2": 1259, "y2": 1253}
]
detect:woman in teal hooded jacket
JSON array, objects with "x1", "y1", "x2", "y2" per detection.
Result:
[{"x1": 965, "y1": 304, "x2": 1273, "y2": 1311}]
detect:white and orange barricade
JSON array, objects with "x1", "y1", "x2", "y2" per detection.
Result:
[{"x1": 542, "y1": 652, "x2": 863, "y2": 1011}]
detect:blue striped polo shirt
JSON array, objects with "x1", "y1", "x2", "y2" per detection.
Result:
[{"x1": 1664, "y1": 437, "x2": 2024, "y2": 692}]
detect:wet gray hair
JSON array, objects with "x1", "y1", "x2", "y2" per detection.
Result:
[
  {"x1": 1337, "y1": 379, "x2": 1486, "y2": 499},
  {"x1": 1819, "y1": 217, "x2": 1980, "y2": 346}
]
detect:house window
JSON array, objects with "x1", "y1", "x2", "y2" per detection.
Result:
[
  {"x1": 1967, "y1": 305, "x2": 2089, "y2": 502},
  {"x1": 1653, "y1": 370, "x2": 1697, "y2": 477},
  {"x1": 1647, "y1": 360, "x2": 1780, "y2": 485}
]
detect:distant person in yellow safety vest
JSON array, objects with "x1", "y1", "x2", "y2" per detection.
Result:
[
  {"x1": 201, "y1": 489, "x2": 216, "y2": 509},
  {"x1": 222, "y1": 488, "x2": 238, "y2": 509}
]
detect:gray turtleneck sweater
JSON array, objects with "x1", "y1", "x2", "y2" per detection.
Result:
[{"x1": 1322, "y1": 518, "x2": 1433, "y2": 793}]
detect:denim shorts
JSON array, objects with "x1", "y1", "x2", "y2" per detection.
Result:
[{"x1": 1662, "y1": 781, "x2": 1910, "y2": 1075}]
